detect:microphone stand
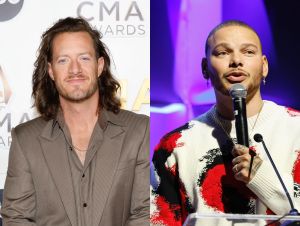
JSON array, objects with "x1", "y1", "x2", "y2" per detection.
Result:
[{"x1": 254, "y1": 134, "x2": 299, "y2": 226}]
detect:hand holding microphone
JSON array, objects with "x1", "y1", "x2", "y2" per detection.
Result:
[{"x1": 231, "y1": 144, "x2": 262, "y2": 183}]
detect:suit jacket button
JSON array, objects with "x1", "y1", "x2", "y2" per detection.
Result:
[{"x1": 83, "y1": 203, "x2": 87, "y2": 207}]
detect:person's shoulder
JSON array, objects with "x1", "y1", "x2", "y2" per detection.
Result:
[
  {"x1": 263, "y1": 101, "x2": 300, "y2": 129},
  {"x1": 154, "y1": 120, "x2": 196, "y2": 153},
  {"x1": 194, "y1": 110, "x2": 211, "y2": 123},
  {"x1": 159, "y1": 110, "x2": 210, "y2": 140},
  {"x1": 164, "y1": 122, "x2": 191, "y2": 138},
  {"x1": 154, "y1": 110, "x2": 213, "y2": 151},
  {"x1": 282, "y1": 105, "x2": 300, "y2": 126},
  {"x1": 112, "y1": 109, "x2": 149, "y2": 125},
  {"x1": 118, "y1": 108, "x2": 148, "y2": 118},
  {"x1": 266, "y1": 101, "x2": 300, "y2": 118},
  {"x1": 14, "y1": 116, "x2": 48, "y2": 135},
  {"x1": 284, "y1": 106, "x2": 300, "y2": 117}
]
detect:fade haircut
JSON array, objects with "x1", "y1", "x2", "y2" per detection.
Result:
[
  {"x1": 205, "y1": 20, "x2": 262, "y2": 56},
  {"x1": 32, "y1": 17, "x2": 121, "y2": 120}
]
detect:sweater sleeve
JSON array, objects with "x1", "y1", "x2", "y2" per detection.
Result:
[
  {"x1": 247, "y1": 149, "x2": 300, "y2": 215},
  {"x1": 150, "y1": 130, "x2": 191, "y2": 226}
]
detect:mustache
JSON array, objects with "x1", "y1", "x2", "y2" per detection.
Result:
[
  {"x1": 67, "y1": 73, "x2": 86, "y2": 79},
  {"x1": 224, "y1": 69, "x2": 250, "y2": 77}
]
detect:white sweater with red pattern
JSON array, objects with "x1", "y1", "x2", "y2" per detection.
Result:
[{"x1": 150, "y1": 101, "x2": 300, "y2": 226}]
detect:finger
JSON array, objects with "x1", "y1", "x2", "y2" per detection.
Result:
[
  {"x1": 233, "y1": 161, "x2": 249, "y2": 173},
  {"x1": 232, "y1": 155, "x2": 251, "y2": 165},
  {"x1": 250, "y1": 156, "x2": 263, "y2": 175},
  {"x1": 234, "y1": 170, "x2": 249, "y2": 183},
  {"x1": 232, "y1": 164, "x2": 239, "y2": 174},
  {"x1": 232, "y1": 144, "x2": 249, "y2": 157},
  {"x1": 233, "y1": 163, "x2": 251, "y2": 183}
]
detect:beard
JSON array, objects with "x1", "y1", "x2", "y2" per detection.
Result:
[
  {"x1": 210, "y1": 74, "x2": 231, "y2": 97},
  {"x1": 55, "y1": 76, "x2": 99, "y2": 103},
  {"x1": 209, "y1": 71, "x2": 263, "y2": 100}
]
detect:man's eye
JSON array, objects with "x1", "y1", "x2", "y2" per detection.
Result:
[
  {"x1": 216, "y1": 51, "x2": 228, "y2": 56},
  {"x1": 57, "y1": 58, "x2": 67, "y2": 64},
  {"x1": 244, "y1": 50, "x2": 255, "y2": 55},
  {"x1": 81, "y1": 56, "x2": 90, "y2": 61}
]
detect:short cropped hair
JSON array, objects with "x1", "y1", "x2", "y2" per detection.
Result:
[{"x1": 205, "y1": 20, "x2": 262, "y2": 56}]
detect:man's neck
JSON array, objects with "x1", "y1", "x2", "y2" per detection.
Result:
[
  {"x1": 215, "y1": 90, "x2": 264, "y2": 120},
  {"x1": 60, "y1": 94, "x2": 99, "y2": 131}
]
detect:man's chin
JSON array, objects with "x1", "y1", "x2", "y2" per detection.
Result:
[
  {"x1": 63, "y1": 96, "x2": 88, "y2": 103},
  {"x1": 226, "y1": 81, "x2": 249, "y2": 92},
  {"x1": 60, "y1": 91, "x2": 93, "y2": 103},
  {"x1": 214, "y1": 86, "x2": 230, "y2": 97}
]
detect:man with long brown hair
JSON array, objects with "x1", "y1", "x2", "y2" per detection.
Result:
[{"x1": 1, "y1": 17, "x2": 149, "y2": 226}]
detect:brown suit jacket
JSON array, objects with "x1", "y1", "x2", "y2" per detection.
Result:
[{"x1": 1, "y1": 109, "x2": 149, "y2": 226}]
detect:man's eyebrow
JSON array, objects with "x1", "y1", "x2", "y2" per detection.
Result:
[
  {"x1": 211, "y1": 43, "x2": 260, "y2": 52},
  {"x1": 212, "y1": 43, "x2": 231, "y2": 50},
  {"x1": 240, "y1": 43, "x2": 259, "y2": 49},
  {"x1": 54, "y1": 52, "x2": 93, "y2": 58},
  {"x1": 55, "y1": 54, "x2": 69, "y2": 58},
  {"x1": 78, "y1": 52, "x2": 93, "y2": 55}
]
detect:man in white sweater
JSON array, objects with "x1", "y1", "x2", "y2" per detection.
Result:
[{"x1": 150, "y1": 20, "x2": 300, "y2": 226}]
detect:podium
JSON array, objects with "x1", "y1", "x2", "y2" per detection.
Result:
[{"x1": 183, "y1": 213, "x2": 300, "y2": 226}]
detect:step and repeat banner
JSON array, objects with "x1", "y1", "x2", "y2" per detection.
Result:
[{"x1": 0, "y1": 0, "x2": 150, "y2": 190}]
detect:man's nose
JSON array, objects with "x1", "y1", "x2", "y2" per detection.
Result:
[
  {"x1": 69, "y1": 60, "x2": 82, "y2": 75},
  {"x1": 229, "y1": 52, "x2": 243, "y2": 68}
]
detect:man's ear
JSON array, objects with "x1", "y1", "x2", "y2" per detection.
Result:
[
  {"x1": 201, "y1": 58, "x2": 209, "y2": 79},
  {"x1": 262, "y1": 55, "x2": 269, "y2": 78},
  {"x1": 97, "y1": 57, "x2": 104, "y2": 77},
  {"x1": 48, "y1": 62, "x2": 54, "y2": 80}
]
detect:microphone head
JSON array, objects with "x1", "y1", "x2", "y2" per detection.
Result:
[
  {"x1": 229, "y1": 83, "x2": 247, "y2": 98},
  {"x1": 254, "y1": 133, "x2": 263, "y2": 142}
]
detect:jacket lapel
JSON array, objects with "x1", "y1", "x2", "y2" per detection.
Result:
[
  {"x1": 39, "y1": 121, "x2": 77, "y2": 226},
  {"x1": 92, "y1": 121, "x2": 125, "y2": 226}
]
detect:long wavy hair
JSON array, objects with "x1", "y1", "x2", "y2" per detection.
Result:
[{"x1": 32, "y1": 17, "x2": 121, "y2": 120}]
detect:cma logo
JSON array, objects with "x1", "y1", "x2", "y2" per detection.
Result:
[
  {"x1": 0, "y1": 0, "x2": 24, "y2": 22},
  {"x1": 0, "y1": 66, "x2": 12, "y2": 109},
  {"x1": 77, "y1": 1, "x2": 144, "y2": 22}
]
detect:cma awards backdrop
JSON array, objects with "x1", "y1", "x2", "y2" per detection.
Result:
[{"x1": 0, "y1": 0, "x2": 149, "y2": 194}]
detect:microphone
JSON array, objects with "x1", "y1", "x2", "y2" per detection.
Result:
[
  {"x1": 254, "y1": 133, "x2": 299, "y2": 225},
  {"x1": 230, "y1": 84, "x2": 256, "y2": 180},
  {"x1": 229, "y1": 83, "x2": 249, "y2": 147}
]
